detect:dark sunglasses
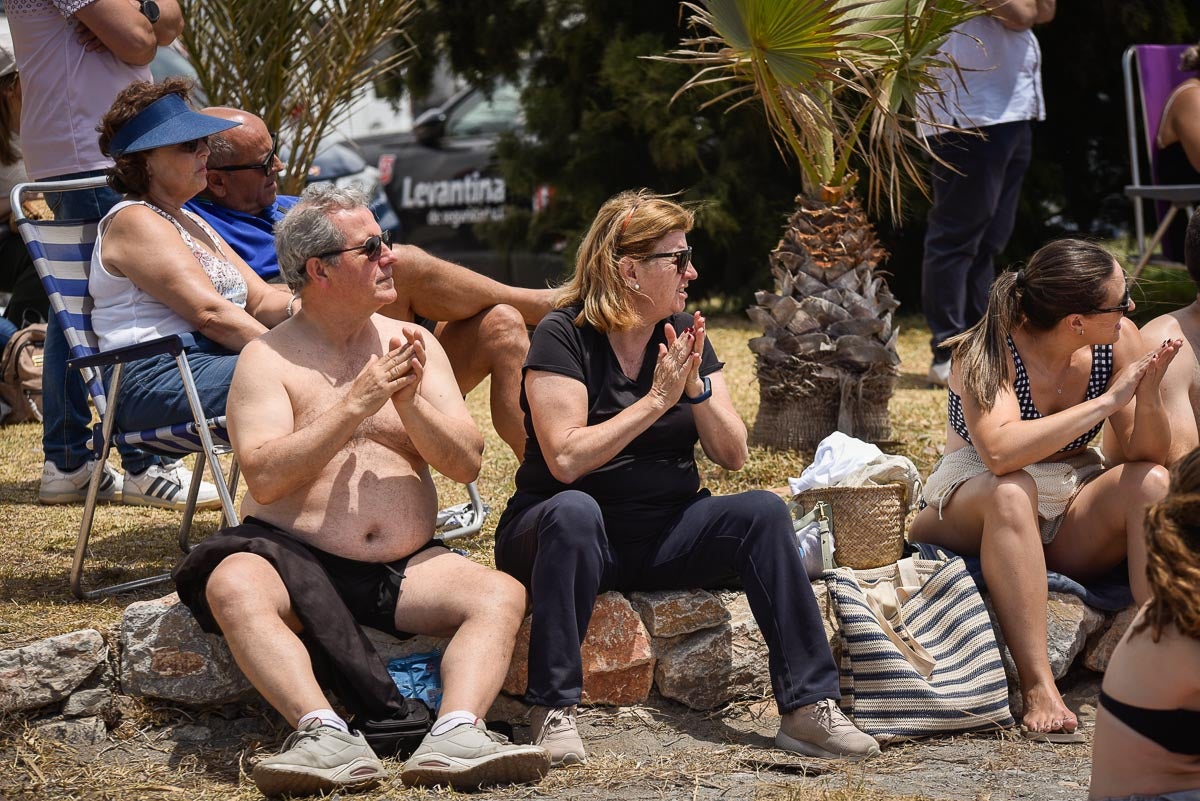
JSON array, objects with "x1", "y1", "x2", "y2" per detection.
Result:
[
  {"x1": 640, "y1": 246, "x2": 693, "y2": 274},
  {"x1": 176, "y1": 136, "x2": 208, "y2": 153},
  {"x1": 316, "y1": 230, "x2": 392, "y2": 262},
  {"x1": 210, "y1": 132, "x2": 279, "y2": 176},
  {"x1": 1086, "y1": 282, "x2": 1133, "y2": 315}
]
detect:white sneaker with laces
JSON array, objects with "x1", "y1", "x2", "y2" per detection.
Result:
[
  {"x1": 251, "y1": 720, "x2": 387, "y2": 797},
  {"x1": 927, "y1": 358, "x2": 951, "y2": 387},
  {"x1": 530, "y1": 705, "x2": 587, "y2": 766},
  {"x1": 123, "y1": 461, "x2": 221, "y2": 511},
  {"x1": 776, "y1": 698, "x2": 880, "y2": 760},
  {"x1": 400, "y1": 720, "x2": 550, "y2": 789},
  {"x1": 39, "y1": 459, "x2": 123, "y2": 504}
]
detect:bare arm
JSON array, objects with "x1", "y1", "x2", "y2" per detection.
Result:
[
  {"x1": 1167, "y1": 87, "x2": 1200, "y2": 172},
  {"x1": 383, "y1": 244, "x2": 558, "y2": 326},
  {"x1": 1116, "y1": 315, "x2": 1194, "y2": 465},
  {"x1": 72, "y1": 0, "x2": 181, "y2": 66},
  {"x1": 962, "y1": 382, "x2": 1121, "y2": 475},
  {"x1": 675, "y1": 312, "x2": 747, "y2": 470},
  {"x1": 527, "y1": 327, "x2": 697, "y2": 484},
  {"x1": 100, "y1": 206, "x2": 267, "y2": 351},
  {"x1": 389, "y1": 328, "x2": 483, "y2": 484},
  {"x1": 981, "y1": 0, "x2": 1053, "y2": 31},
  {"x1": 228, "y1": 336, "x2": 422, "y2": 505}
]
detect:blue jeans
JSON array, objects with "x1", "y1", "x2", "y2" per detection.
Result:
[
  {"x1": 495, "y1": 488, "x2": 840, "y2": 712},
  {"x1": 921, "y1": 120, "x2": 1033, "y2": 361},
  {"x1": 105, "y1": 334, "x2": 237, "y2": 434},
  {"x1": 0, "y1": 316, "x2": 16, "y2": 349},
  {"x1": 39, "y1": 169, "x2": 159, "y2": 473}
]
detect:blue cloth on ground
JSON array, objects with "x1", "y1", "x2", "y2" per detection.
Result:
[
  {"x1": 386, "y1": 651, "x2": 443, "y2": 710},
  {"x1": 908, "y1": 542, "x2": 1133, "y2": 612}
]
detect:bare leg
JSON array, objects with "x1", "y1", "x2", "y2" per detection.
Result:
[
  {"x1": 205, "y1": 552, "x2": 329, "y2": 727},
  {"x1": 435, "y1": 304, "x2": 530, "y2": 460},
  {"x1": 1047, "y1": 461, "x2": 1169, "y2": 606},
  {"x1": 909, "y1": 471, "x2": 1073, "y2": 733},
  {"x1": 391, "y1": 548, "x2": 527, "y2": 717}
]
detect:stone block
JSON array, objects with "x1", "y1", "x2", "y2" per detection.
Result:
[
  {"x1": 653, "y1": 593, "x2": 770, "y2": 710},
  {"x1": 629, "y1": 589, "x2": 728, "y2": 637},
  {"x1": 362, "y1": 629, "x2": 449, "y2": 664},
  {"x1": 34, "y1": 715, "x2": 107, "y2": 746},
  {"x1": 120, "y1": 594, "x2": 253, "y2": 705},
  {"x1": 1083, "y1": 607, "x2": 1138, "y2": 674},
  {"x1": 62, "y1": 688, "x2": 112, "y2": 719},
  {"x1": 0, "y1": 629, "x2": 108, "y2": 714},
  {"x1": 504, "y1": 591, "x2": 654, "y2": 706},
  {"x1": 987, "y1": 592, "x2": 1107, "y2": 685}
]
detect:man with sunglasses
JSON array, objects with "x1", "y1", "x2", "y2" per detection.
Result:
[
  {"x1": 186, "y1": 107, "x2": 558, "y2": 459},
  {"x1": 175, "y1": 184, "x2": 551, "y2": 795},
  {"x1": 1120, "y1": 212, "x2": 1200, "y2": 467}
]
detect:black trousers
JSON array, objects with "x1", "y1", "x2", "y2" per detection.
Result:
[
  {"x1": 494, "y1": 488, "x2": 840, "y2": 713},
  {"x1": 921, "y1": 120, "x2": 1033, "y2": 360}
]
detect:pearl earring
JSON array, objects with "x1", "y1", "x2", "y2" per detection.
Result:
[{"x1": 634, "y1": 283, "x2": 640, "y2": 290}]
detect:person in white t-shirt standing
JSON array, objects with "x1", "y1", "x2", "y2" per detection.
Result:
[
  {"x1": 919, "y1": 0, "x2": 1056, "y2": 387},
  {"x1": 8, "y1": 0, "x2": 219, "y2": 510}
]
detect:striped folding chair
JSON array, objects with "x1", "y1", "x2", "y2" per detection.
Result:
[{"x1": 12, "y1": 176, "x2": 239, "y2": 599}]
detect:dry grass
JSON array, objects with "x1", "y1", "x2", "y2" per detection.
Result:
[{"x1": 0, "y1": 314, "x2": 955, "y2": 800}]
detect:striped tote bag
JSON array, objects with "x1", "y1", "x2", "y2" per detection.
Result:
[{"x1": 826, "y1": 556, "x2": 1014, "y2": 742}]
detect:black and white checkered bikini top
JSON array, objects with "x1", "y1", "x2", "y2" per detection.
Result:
[{"x1": 947, "y1": 335, "x2": 1114, "y2": 453}]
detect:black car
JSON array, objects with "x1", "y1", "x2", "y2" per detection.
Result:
[{"x1": 350, "y1": 81, "x2": 563, "y2": 289}]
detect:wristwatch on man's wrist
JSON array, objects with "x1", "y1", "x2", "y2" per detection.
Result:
[
  {"x1": 682, "y1": 375, "x2": 712, "y2": 405},
  {"x1": 139, "y1": 0, "x2": 160, "y2": 24}
]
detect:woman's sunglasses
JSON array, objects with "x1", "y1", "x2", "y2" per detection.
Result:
[
  {"x1": 176, "y1": 136, "x2": 209, "y2": 153},
  {"x1": 1086, "y1": 282, "x2": 1133, "y2": 315},
  {"x1": 210, "y1": 132, "x2": 279, "y2": 177},
  {"x1": 316, "y1": 230, "x2": 392, "y2": 262},
  {"x1": 640, "y1": 246, "x2": 693, "y2": 274}
]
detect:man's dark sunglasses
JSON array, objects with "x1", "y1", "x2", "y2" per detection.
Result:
[
  {"x1": 316, "y1": 230, "x2": 392, "y2": 262},
  {"x1": 1086, "y1": 282, "x2": 1133, "y2": 315},
  {"x1": 210, "y1": 132, "x2": 278, "y2": 176},
  {"x1": 641, "y1": 246, "x2": 693, "y2": 274}
]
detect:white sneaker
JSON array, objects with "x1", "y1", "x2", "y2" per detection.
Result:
[
  {"x1": 776, "y1": 699, "x2": 880, "y2": 760},
  {"x1": 252, "y1": 720, "x2": 388, "y2": 797},
  {"x1": 39, "y1": 459, "x2": 123, "y2": 505},
  {"x1": 530, "y1": 705, "x2": 587, "y2": 766},
  {"x1": 123, "y1": 461, "x2": 222, "y2": 511},
  {"x1": 401, "y1": 721, "x2": 550, "y2": 789},
  {"x1": 927, "y1": 358, "x2": 951, "y2": 387}
]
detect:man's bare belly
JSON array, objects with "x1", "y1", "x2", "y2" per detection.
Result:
[{"x1": 242, "y1": 438, "x2": 439, "y2": 562}]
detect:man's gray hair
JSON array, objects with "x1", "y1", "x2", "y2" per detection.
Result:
[{"x1": 275, "y1": 184, "x2": 372, "y2": 294}]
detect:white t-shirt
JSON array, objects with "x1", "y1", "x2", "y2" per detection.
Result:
[
  {"x1": 8, "y1": 0, "x2": 152, "y2": 179},
  {"x1": 917, "y1": 15, "x2": 1045, "y2": 138}
]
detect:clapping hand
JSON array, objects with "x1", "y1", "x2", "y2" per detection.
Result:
[
  {"x1": 1134, "y1": 338, "x2": 1183, "y2": 401},
  {"x1": 651, "y1": 322, "x2": 699, "y2": 407},
  {"x1": 348, "y1": 334, "x2": 421, "y2": 417}
]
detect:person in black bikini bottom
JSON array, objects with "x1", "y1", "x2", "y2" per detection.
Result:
[{"x1": 1089, "y1": 447, "x2": 1200, "y2": 801}]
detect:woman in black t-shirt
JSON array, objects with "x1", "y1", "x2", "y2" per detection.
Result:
[{"x1": 494, "y1": 190, "x2": 878, "y2": 767}]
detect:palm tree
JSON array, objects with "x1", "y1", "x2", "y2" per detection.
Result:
[
  {"x1": 658, "y1": 0, "x2": 977, "y2": 450},
  {"x1": 179, "y1": 0, "x2": 418, "y2": 195}
]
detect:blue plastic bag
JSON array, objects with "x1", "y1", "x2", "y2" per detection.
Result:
[{"x1": 386, "y1": 651, "x2": 443, "y2": 710}]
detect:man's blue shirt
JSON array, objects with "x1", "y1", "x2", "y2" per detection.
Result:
[{"x1": 185, "y1": 195, "x2": 298, "y2": 281}]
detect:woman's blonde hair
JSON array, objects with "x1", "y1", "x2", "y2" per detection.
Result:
[
  {"x1": 1137, "y1": 447, "x2": 1200, "y2": 641},
  {"x1": 558, "y1": 189, "x2": 693, "y2": 332},
  {"x1": 946, "y1": 239, "x2": 1118, "y2": 411}
]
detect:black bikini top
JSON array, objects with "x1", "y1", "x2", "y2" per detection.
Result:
[
  {"x1": 1099, "y1": 689, "x2": 1200, "y2": 755},
  {"x1": 947, "y1": 336, "x2": 1113, "y2": 452}
]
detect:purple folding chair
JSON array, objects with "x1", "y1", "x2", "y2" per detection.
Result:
[{"x1": 1123, "y1": 44, "x2": 1200, "y2": 277}]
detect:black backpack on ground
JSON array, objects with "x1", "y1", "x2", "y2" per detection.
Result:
[{"x1": 356, "y1": 698, "x2": 433, "y2": 759}]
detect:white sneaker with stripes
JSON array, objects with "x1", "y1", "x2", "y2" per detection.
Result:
[
  {"x1": 123, "y1": 462, "x2": 222, "y2": 511},
  {"x1": 39, "y1": 459, "x2": 123, "y2": 504}
]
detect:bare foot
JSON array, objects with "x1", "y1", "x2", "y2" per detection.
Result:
[{"x1": 1022, "y1": 681, "x2": 1077, "y2": 733}]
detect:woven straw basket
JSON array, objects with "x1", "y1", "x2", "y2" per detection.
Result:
[{"x1": 793, "y1": 484, "x2": 907, "y2": 570}]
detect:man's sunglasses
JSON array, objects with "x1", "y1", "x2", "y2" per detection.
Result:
[
  {"x1": 1086, "y1": 282, "x2": 1133, "y2": 315},
  {"x1": 210, "y1": 132, "x2": 279, "y2": 176},
  {"x1": 316, "y1": 230, "x2": 392, "y2": 262},
  {"x1": 639, "y1": 246, "x2": 693, "y2": 274}
]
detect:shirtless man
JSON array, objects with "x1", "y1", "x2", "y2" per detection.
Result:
[
  {"x1": 184, "y1": 106, "x2": 558, "y2": 459},
  {"x1": 172, "y1": 184, "x2": 549, "y2": 797},
  {"x1": 1109, "y1": 212, "x2": 1200, "y2": 468}
]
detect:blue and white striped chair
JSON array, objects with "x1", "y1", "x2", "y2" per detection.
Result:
[{"x1": 12, "y1": 176, "x2": 239, "y2": 599}]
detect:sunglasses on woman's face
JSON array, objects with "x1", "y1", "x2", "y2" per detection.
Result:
[
  {"x1": 176, "y1": 136, "x2": 209, "y2": 153},
  {"x1": 1086, "y1": 281, "x2": 1133, "y2": 315},
  {"x1": 210, "y1": 132, "x2": 279, "y2": 177},
  {"x1": 316, "y1": 230, "x2": 392, "y2": 262},
  {"x1": 641, "y1": 246, "x2": 693, "y2": 275}
]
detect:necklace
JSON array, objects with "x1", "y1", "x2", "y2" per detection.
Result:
[{"x1": 1027, "y1": 354, "x2": 1072, "y2": 395}]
